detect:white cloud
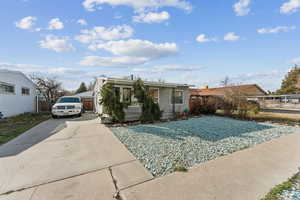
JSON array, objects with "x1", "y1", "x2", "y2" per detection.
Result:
[
  {"x1": 222, "y1": 70, "x2": 288, "y2": 92},
  {"x1": 94, "y1": 39, "x2": 178, "y2": 59},
  {"x1": 224, "y1": 32, "x2": 240, "y2": 41},
  {"x1": 196, "y1": 34, "x2": 217, "y2": 43},
  {"x1": 132, "y1": 65, "x2": 203, "y2": 73},
  {"x1": 75, "y1": 25, "x2": 134, "y2": 44},
  {"x1": 257, "y1": 26, "x2": 296, "y2": 34},
  {"x1": 79, "y1": 56, "x2": 149, "y2": 67},
  {"x1": 48, "y1": 18, "x2": 64, "y2": 30},
  {"x1": 233, "y1": 0, "x2": 251, "y2": 16},
  {"x1": 280, "y1": 0, "x2": 300, "y2": 14},
  {"x1": 81, "y1": 39, "x2": 178, "y2": 67},
  {"x1": 77, "y1": 19, "x2": 88, "y2": 26},
  {"x1": 114, "y1": 14, "x2": 123, "y2": 19},
  {"x1": 0, "y1": 63, "x2": 83, "y2": 75},
  {"x1": 82, "y1": 0, "x2": 192, "y2": 13},
  {"x1": 133, "y1": 11, "x2": 170, "y2": 23},
  {"x1": 196, "y1": 34, "x2": 210, "y2": 43},
  {"x1": 291, "y1": 57, "x2": 300, "y2": 64},
  {"x1": 0, "y1": 62, "x2": 98, "y2": 90},
  {"x1": 132, "y1": 68, "x2": 148, "y2": 72},
  {"x1": 186, "y1": 70, "x2": 287, "y2": 92},
  {"x1": 39, "y1": 35, "x2": 75, "y2": 52},
  {"x1": 15, "y1": 16, "x2": 37, "y2": 30},
  {"x1": 153, "y1": 65, "x2": 203, "y2": 72},
  {"x1": 0, "y1": 62, "x2": 83, "y2": 75}
]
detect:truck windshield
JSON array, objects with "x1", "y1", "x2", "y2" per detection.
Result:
[{"x1": 58, "y1": 97, "x2": 80, "y2": 103}]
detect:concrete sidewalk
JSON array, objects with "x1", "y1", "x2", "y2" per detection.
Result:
[{"x1": 121, "y1": 132, "x2": 300, "y2": 200}]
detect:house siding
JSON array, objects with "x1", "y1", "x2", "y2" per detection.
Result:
[
  {"x1": 159, "y1": 87, "x2": 189, "y2": 119},
  {"x1": 0, "y1": 71, "x2": 36, "y2": 118},
  {"x1": 94, "y1": 78, "x2": 190, "y2": 121}
]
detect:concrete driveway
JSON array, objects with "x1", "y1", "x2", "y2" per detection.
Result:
[{"x1": 0, "y1": 115, "x2": 153, "y2": 199}]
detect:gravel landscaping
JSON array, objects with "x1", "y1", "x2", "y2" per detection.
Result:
[
  {"x1": 280, "y1": 183, "x2": 300, "y2": 200},
  {"x1": 111, "y1": 116, "x2": 300, "y2": 176},
  {"x1": 263, "y1": 172, "x2": 300, "y2": 200}
]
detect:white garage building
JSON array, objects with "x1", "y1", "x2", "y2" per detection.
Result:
[{"x1": 0, "y1": 69, "x2": 37, "y2": 118}]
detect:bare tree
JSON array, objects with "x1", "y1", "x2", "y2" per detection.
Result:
[
  {"x1": 222, "y1": 86, "x2": 259, "y2": 118},
  {"x1": 87, "y1": 77, "x2": 97, "y2": 91},
  {"x1": 157, "y1": 78, "x2": 165, "y2": 83},
  {"x1": 31, "y1": 75, "x2": 62, "y2": 110},
  {"x1": 220, "y1": 76, "x2": 231, "y2": 87}
]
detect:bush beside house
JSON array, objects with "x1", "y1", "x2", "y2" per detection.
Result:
[
  {"x1": 99, "y1": 79, "x2": 163, "y2": 123},
  {"x1": 133, "y1": 79, "x2": 163, "y2": 123}
]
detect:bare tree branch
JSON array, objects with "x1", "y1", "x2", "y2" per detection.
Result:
[{"x1": 30, "y1": 75, "x2": 62, "y2": 110}]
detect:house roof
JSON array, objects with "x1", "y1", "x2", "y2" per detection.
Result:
[
  {"x1": 99, "y1": 77, "x2": 193, "y2": 88},
  {"x1": 0, "y1": 69, "x2": 36, "y2": 87},
  {"x1": 190, "y1": 84, "x2": 267, "y2": 96},
  {"x1": 74, "y1": 91, "x2": 93, "y2": 98}
]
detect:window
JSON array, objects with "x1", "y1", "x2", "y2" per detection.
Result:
[
  {"x1": 0, "y1": 82, "x2": 15, "y2": 94},
  {"x1": 123, "y1": 88, "x2": 132, "y2": 104},
  {"x1": 113, "y1": 87, "x2": 121, "y2": 98},
  {"x1": 172, "y1": 90, "x2": 184, "y2": 104},
  {"x1": 22, "y1": 87, "x2": 30, "y2": 95},
  {"x1": 58, "y1": 97, "x2": 80, "y2": 103},
  {"x1": 149, "y1": 88, "x2": 159, "y2": 103}
]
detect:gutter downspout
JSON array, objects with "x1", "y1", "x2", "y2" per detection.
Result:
[
  {"x1": 172, "y1": 88, "x2": 176, "y2": 119},
  {"x1": 36, "y1": 95, "x2": 39, "y2": 113}
]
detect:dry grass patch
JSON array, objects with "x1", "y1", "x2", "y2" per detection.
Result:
[
  {"x1": 216, "y1": 110, "x2": 300, "y2": 126},
  {"x1": 0, "y1": 113, "x2": 50, "y2": 145}
]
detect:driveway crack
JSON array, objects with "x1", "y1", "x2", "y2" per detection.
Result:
[
  {"x1": 69, "y1": 126, "x2": 81, "y2": 138},
  {"x1": 109, "y1": 167, "x2": 122, "y2": 200},
  {"x1": 29, "y1": 187, "x2": 38, "y2": 200}
]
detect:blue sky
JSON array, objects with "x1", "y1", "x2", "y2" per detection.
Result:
[{"x1": 0, "y1": 0, "x2": 300, "y2": 91}]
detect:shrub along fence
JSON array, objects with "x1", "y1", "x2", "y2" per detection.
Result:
[{"x1": 189, "y1": 93, "x2": 260, "y2": 119}]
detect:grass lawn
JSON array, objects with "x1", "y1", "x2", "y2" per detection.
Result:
[
  {"x1": 111, "y1": 116, "x2": 299, "y2": 176},
  {"x1": 0, "y1": 113, "x2": 50, "y2": 145},
  {"x1": 262, "y1": 171, "x2": 300, "y2": 200},
  {"x1": 258, "y1": 112, "x2": 300, "y2": 120},
  {"x1": 216, "y1": 110, "x2": 300, "y2": 125}
]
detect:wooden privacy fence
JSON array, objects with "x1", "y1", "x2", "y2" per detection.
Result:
[{"x1": 36, "y1": 99, "x2": 51, "y2": 113}]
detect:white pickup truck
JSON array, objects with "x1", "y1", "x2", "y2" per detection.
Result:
[{"x1": 52, "y1": 96, "x2": 83, "y2": 118}]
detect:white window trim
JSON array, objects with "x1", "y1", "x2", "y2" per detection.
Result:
[
  {"x1": 21, "y1": 87, "x2": 30, "y2": 96},
  {"x1": 170, "y1": 89, "x2": 184, "y2": 105},
  {"x1": 112, "y1": 85, "x2": 139, "y2": 107},
  {"x1": 106, "y1": 85, "x2": 162, "y2": 107},
  {"x1": 0, "y1": 81, "x2": 16, "y2": 95},
  {"x1": 122, "y1": 87, "x2": 132, "y2": 104},
  {"x1": 149, "y1": 87, "x2": 160, "y2": 104}
]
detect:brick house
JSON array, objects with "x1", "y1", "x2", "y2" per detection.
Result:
[{"x1": 190, "y1": 84, "x2": 267, "y2": 97}]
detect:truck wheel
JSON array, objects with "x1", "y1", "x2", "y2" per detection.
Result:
[{"x1": 52, "y1": 114, "x2": 57, "y2": 119}]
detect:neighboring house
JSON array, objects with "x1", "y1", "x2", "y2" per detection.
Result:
[
  {"x1": 74, "y1": 91, "x2": 94, "y2": 111},
  {"x1": 0, "y1": 69, "x2": 37, "y2": 118},
  {"x1": 94, "y1": 77, "x2": 191, "y2": 121},
  {"x1": 190, "y1": 84, "x2": 267, "y2": 97}
]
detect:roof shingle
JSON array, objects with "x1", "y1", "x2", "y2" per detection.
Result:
[{"x1": 190, "y1": 84, "x2": 266, "y2": 96}]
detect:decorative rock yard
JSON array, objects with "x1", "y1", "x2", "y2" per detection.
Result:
[
  {"x1": 111, "y1": 116, "x2": 300, "y2": 176},
  {"x1": 280, "y1": 183, "x2": 300, "y2": 200}
]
